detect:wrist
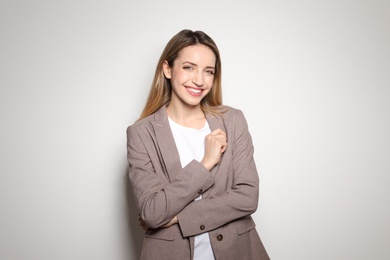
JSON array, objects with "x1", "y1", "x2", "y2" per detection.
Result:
[{"x1": 200, "y1": 159, "x2": 213, "y2": 171}]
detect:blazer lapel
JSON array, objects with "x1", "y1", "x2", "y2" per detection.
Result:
[
  {"x1": 206, "y1": 112, "x2": 226, "y2": 133},
  {"x1": 205, "y1": 112, "x2": 227, "y2": 177},
  {"x1": 151, "y1": 106, "x2": 182, "y2": 182},
  {"x1": 150, "y1": 107, "x2": 227, "y2": 182}
]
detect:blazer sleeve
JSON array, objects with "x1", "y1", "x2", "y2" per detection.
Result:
[
  {"x1": 127, "y1": 125, "x2": 215, "y2": 229},
  {"x1": 177, "y1": 110, "x2": 260, "y2": 237}
]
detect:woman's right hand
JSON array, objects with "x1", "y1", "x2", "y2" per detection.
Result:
[{"x1": 201, "y1": 128, "x2": 227, "y2": 171}]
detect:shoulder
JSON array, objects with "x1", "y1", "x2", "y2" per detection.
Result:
[
  {"x1": 217, "y1": 105, "x2": 247, "y2": 124},
  {"x1": 127, "y1": 114, "x2": 151, "y2": 136},
  {"x1": 128, "y1": 113, "x2": 153, "y2": 130},
  {"x1": 127, "y1": 106, "x2": 167, "y2": 135},
  {"x1": 215, "y1": 105, "x2": 251, "y2": 137}
]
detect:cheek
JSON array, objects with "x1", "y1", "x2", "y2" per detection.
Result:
[
  {"x1": 171, "y1": 70, "x2": 186, "y2": 82},
  {"x1": 205, "y1": 76, "x2": 214, "y2": 87}
]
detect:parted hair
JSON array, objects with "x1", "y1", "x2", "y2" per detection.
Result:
[{"x1": 138, "y1": 29, "x2": 223, "y2": 120}]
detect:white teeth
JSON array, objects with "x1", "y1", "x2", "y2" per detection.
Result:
[{"x1": 188, "y1": 88, "x2": 201, "y2": 93}]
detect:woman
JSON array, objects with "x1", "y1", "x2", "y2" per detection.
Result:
[{"x1": 126, "y1": 29, "x2": 269, "y2": 260}]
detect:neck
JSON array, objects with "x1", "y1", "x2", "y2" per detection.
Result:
[{"x1": 166, "y1": 102, "x2": 206, "y2": 129}]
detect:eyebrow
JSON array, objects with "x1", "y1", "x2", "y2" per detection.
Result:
[{"x1": 183, "y1": 61, "x2": 215, "y2": 70}]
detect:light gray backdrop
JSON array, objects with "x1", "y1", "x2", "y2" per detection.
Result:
[{"x1": 1, "y1": 0, "x2": 389, "y2": 259}]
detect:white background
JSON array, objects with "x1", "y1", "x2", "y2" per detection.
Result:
[{"x1": 1, "y1": 0, "x2": 389, "y2": 259}]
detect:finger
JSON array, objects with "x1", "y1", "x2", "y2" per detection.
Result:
[
  {"x1": 138, "y1": 216, "x2": 147, "y2": 226},
  {"x1": 207, "y1": 133, "x2": 227, "y2": 143},
  {"x1": 208, "y1": 135, "x2": 227, "y2": 148},
  {"x1": 221, "y1": 145, "x2": 227, "y2": 154},
  {"x1": 139, "y1": 220, "x2": 149, "y2": 230},
  {"x1": 210, "y1": 128, "x2": 226, "y2": 137}
]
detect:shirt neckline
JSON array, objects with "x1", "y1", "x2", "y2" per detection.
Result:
[{"x1": 168, "y1": 117, "x2": 209, "y2": 132}]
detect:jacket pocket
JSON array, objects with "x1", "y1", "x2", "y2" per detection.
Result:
[
  {"x1": 235, "y1": 216, "x2": 256, "y2": 235},
  {"x1": 145, "y1": 226, "x2": 176, "y2": 241}
]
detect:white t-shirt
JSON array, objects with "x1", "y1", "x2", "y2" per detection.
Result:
[{"x1": 168, "y1": 117, "x2": 215, "y2": 260}]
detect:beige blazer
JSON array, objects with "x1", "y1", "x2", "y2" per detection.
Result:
[{"x1": 127, "y1": 106, "x2": 270, "y2": 260}]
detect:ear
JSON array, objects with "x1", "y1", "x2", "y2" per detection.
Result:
[{"x1": 162, "y1": 60, "x2": 171, "y2": 79}]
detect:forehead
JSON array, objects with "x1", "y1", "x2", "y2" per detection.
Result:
[{"x1": 176, "y1": 44, "x2": 216, "y2": 66}]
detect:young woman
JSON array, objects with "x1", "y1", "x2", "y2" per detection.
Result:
[{"x1": 126, "y1": 29, "x2": 269, "y2": 260}]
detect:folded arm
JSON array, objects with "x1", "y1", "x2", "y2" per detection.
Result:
[
  {"x1": 127, "y1": 126, "x2": 215, "y2": 229},
  {"x1": 177, "y1": 110, "x2": 260, "y2": 237}
]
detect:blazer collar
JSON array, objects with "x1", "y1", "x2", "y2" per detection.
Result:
[
  {"x1": 150, "y1": 106, "x2": 180, "y2": 182},
  {"x1": 152, "y1": 105, "x2": 225, "y2": 130},
  {"x1": 150, "y1": 106, "x2": 226, "y2": 181}
]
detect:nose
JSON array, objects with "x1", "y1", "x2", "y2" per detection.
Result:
[{"x1": 192, "y1": 70, "x2": 204, "y2": 87}]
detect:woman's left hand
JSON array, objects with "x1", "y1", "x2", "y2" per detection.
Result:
[
  {"x1": 138, "y1": 215, "x2": 150, "y2": 230},
  {"x1": 161, "y1": 216, "x2": 178, "y2": 228},
  {"x1": 138, "y1": 215, "x2": 178, "y2": 230}
]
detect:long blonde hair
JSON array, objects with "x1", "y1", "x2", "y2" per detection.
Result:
[{"x1": 139, "y1": 29, "x2": 223, "y2": 120}]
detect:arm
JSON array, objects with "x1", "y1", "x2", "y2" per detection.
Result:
[
  {"x1": 127, "y1": 126, "x2": 215, "y2": 229},
  {"x1": 177, "y1": 110, "x2": 259, "y2": 237}
]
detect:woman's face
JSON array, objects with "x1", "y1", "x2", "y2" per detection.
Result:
[{"x1": 163, "y1": 44, "x2": 216, "y2": 109}]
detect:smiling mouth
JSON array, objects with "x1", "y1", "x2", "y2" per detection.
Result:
[{"x1": 186, "y1": 87, "x2": 203, "y2": 96}]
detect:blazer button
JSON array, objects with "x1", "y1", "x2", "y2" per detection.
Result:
[
  {"x1": 217, "y1": 234, "x2": 223, "y2": 241},
  {"x1": 197, "y1": 189, "x2": 203, "y2": 195},
  {"x1": 200, "y1": 225, "x2": 205, "y2": 230}
]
